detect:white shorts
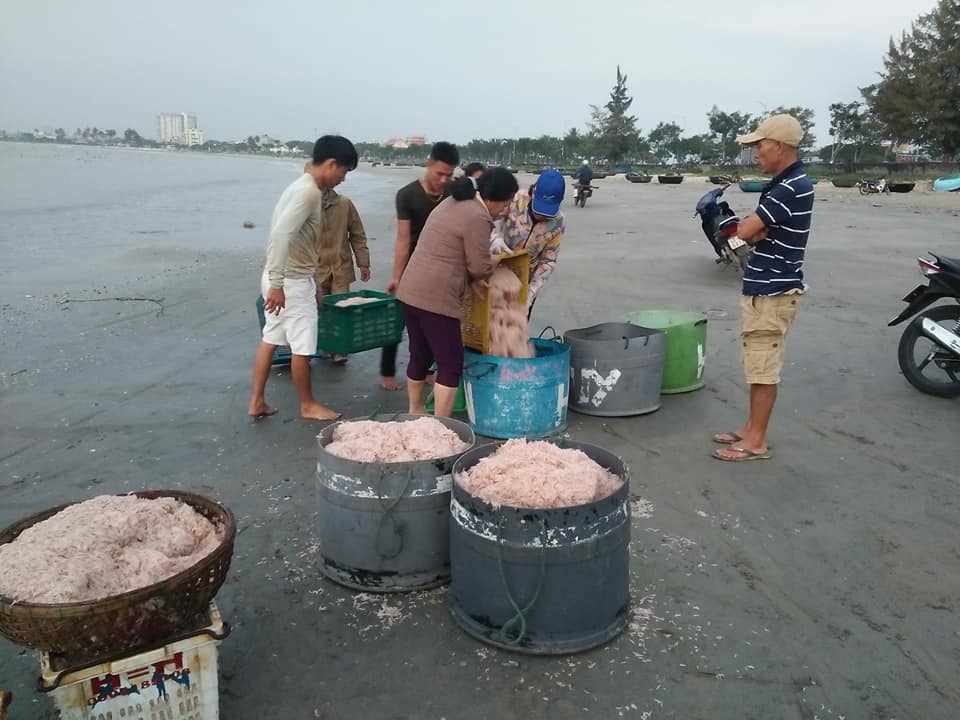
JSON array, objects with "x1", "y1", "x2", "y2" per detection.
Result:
[{"x1": 260, "y1": 270, "x2": 318, "y2": 356}]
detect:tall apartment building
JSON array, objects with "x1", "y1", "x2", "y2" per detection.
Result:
[{"x1": 156, "y1": 113, "x2": 199, "y2": 143}]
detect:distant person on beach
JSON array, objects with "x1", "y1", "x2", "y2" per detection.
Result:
[
  {"x1": 573, "y1": 160, "x2": 594, "y2": 186},
  {"x1": 397, "y1": 167, "x2": 518, "y2": 416},
  {"x1": 380, "y1": 141, "x2": 460, "y2": 391},
  {"x1": 491, "y1": 168, "x2": 566, "y2": 319},
  {"x1": 315, "y1": 189, "x2": 371, "y2": 364},
  {"x1": 249, "y1": 135, "x2": 358, "y2": 421},
  {"x1": 463, "y1": 162, "x2": 486, "y2": 179}
]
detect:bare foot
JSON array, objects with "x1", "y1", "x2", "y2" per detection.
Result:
[
  {"x1": 380, "y1": 377, "x2": 402, "y2": 391},
  {"x1": 248, "y1": 402, "x2": 279, "y2": 418},
  {"x1": 301, "y1": 403, "x2": 341, "y2": 421},
  {"x1": 410, "y1": 405, "x2": 427, "y2": 415}
]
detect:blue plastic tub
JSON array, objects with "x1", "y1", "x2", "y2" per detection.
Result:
[{"x1": 463, "y1": 338, "x2": 570, "y2": 439}]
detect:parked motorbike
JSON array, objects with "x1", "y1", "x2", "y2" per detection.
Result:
[
  {"x1": 572, "y1": 181, "x2": 596, "y2": 207},
  {"x1": 694, "y1": 184, "x2": 752, "y2": 271},
  {"x1": 857, "y1": 177, "x2": 890, "y2": 195},
  {"x1": 888, "y1": 253, "x2": 960, "y2": 397}
]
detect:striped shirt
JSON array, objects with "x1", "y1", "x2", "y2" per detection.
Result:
[{"x1": 742, "y1": 161, "x2": 813, "y2": 296}]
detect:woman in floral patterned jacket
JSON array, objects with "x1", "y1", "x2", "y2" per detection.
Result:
[{"x1": 491, "y1": 168, "x2": 566, "y2": 318}]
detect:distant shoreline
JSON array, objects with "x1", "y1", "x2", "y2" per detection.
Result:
[
  {"x1": 0, "y1": 137, "x2": 309, "y2": 164},
  {"x1": 0, "y1": 138, "x2": 429, "y2": 174}
]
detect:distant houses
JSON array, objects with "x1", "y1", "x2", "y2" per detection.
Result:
[
  {"x1": 885, "y1": 141, "x2": 927, "y2": 163},
  {"x1": 384, "y1": 135, "x2": 427, "y2": 150}
]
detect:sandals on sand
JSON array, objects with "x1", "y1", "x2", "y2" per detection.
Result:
[
  {"x1": 323, "y1": 352, "x2": 349, "y2": 365},
  {"x1": 712, "y1": 447, "x2": 772, "y2": 462},
  {"x1": 712, "y1": 431, "x2": 743, "y2": 444}
]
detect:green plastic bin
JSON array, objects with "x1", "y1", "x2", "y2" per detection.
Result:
[
  {"x1": 318, "y1": 290, "x2": 404, "y2": 355},
  {"x1": 256, "y1": 289, "x2": 402, "y2": 362},
  {"x1": 625, "y1": 310, "x2": 707, "y2": 393}
]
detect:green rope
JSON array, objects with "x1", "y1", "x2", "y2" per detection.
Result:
[
  {"x1": 374, "y1": 468, "x2": 413, "y2": 559},
  {"x1": 494, "y1": 514, "x2": 548, "y2": 647}
]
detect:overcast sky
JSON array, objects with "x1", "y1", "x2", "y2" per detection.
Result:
[{"x1": 0, "y1": 0, "x2": 938, "y2": 146}]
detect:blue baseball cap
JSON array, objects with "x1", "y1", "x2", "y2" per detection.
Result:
[{"x1": 531, "y1": 169, "x2": 565, "y2": 218}]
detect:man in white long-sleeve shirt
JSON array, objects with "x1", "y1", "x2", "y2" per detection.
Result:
[{"x1": 248, "y1": 135, "x2": 358, "y2": 421}]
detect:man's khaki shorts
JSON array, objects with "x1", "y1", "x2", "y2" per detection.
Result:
[{"x1": 740, "y1": 293, "x2": 803, "y2": 385}]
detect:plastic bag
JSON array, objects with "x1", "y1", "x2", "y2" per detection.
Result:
[{"x1": 490, "y1": 232, "x2": 511, "y2": 255}]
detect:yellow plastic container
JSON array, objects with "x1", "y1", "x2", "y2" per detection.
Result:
[{"x1": 461, "y1": 250, "x2": 530, "y2": 354}]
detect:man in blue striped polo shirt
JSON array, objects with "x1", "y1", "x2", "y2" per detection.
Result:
[{"x1": 713, "y1": 114, "x2": 813, "y2": 462}]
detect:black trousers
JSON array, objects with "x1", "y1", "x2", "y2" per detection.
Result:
[{"x1": 380, "y1": 341, "x2": 399, "y2": 377}]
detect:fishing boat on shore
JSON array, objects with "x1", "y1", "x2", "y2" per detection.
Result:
[
  {"x1": 888, "y1": 182, "x2": 916, "y2": 193},
  {"x1": 933, "y1": 174, "x2": 960, "y2": 192},
  {"x1": 739, "y1": 180, "x2": 765, "y2": 193}
]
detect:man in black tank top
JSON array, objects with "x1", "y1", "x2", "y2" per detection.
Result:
[{"x1": 381, "y1": 141, "x2": 460, "y2": 390}]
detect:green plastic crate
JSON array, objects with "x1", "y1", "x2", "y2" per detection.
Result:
[
  {"x1": 255, "y1": 295, "x2": 322, "y2": 364},
  {"x1": 318, "y1": 290, "x2": 404, "y2": 355}
]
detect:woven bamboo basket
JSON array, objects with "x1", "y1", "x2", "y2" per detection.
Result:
[{"x1": 0, "y1": 490, "x2": 235, "y2": 655}]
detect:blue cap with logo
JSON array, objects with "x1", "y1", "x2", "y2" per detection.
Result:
[{"x1": 531, "y1": 168, "x2": 565, "y2": 218}]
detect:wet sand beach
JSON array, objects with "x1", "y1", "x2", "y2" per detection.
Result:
[{"x1": 1, "y1": 146, "x2": 958, "y2": 719}]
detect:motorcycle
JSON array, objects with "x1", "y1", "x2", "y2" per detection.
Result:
[
  {"x1": 572, "y1": 181, "x2": 596, "y2": 208},
  {"x1": 888, "y1": 253, "x2": 960, "y2": 397},
  {"x1": 857, "y1": 177, "x2": 890, "y2": 195},
  {"x1": 693, "y1": 184, "x2": 752, "y2": 271}
]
